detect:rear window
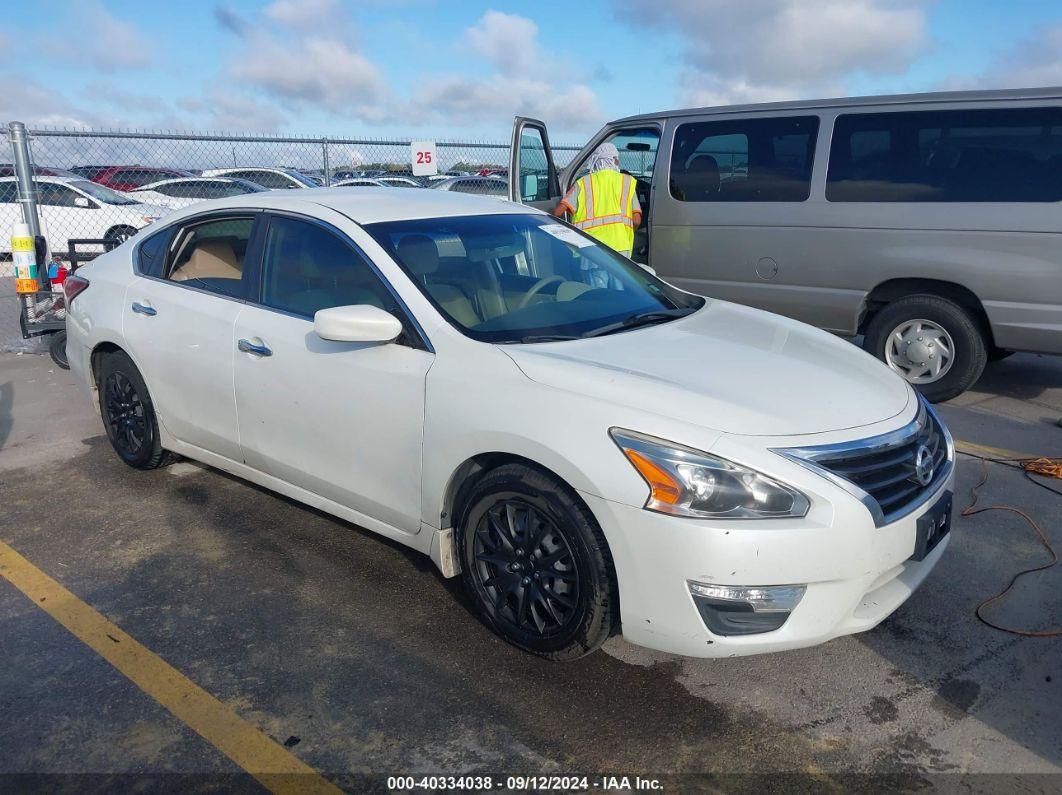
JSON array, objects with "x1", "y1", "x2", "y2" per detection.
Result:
[
  {"x1": 826, "y1": 107, "x2": 1062, "y2": 202},
  {"x1": 669, "y1": 116, "x2": 819, "y2": 202}
]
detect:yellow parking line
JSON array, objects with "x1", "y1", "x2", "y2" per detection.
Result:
[
  {"x1": 955, "y1": 439, "x2": 1041, "y2": 461},
  {"x1": 0, "y1": 540, "x2": 343, "y2": 795}
]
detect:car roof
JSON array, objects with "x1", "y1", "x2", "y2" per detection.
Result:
[
  {"x1": 612, "y1": 86, "x2": 1062, "y2": 125},
  {"x1": 136, "y1": 176, "x2": 238, "y2": 189},
  {"x1": 155, "y1": 185, "x2": 531, "y2": 225}
]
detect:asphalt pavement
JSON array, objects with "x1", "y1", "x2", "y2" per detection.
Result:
[{"x1": 0, "y1": 348, "x2": 1059, "y2": 791}]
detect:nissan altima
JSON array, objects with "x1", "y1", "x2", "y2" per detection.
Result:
[{"x1": 64, "y1": 188, "x2": 954, "y2": 660}]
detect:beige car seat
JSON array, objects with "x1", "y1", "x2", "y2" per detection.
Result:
[
  {"x1": 171, "y1": 240, "x2": 242, "y2": 282},
  {"x1": 397, "y1": 235, "x2": 481, "y2": 327}
]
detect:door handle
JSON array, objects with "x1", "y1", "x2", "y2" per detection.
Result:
[
  {"x1": 131, "y1": 301, "x2": 156, "y2": 316},
  {"x1": 238, "y1": 338, "x2": 273, "y2": 357}
]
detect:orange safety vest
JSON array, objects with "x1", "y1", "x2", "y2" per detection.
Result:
[{"x1": 566, "y1": 170, "x2": 638, "y2": 255}]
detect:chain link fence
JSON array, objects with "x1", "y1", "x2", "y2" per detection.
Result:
[{"x1": 1, "y1": 123, "x2": 582, "y2": 288}]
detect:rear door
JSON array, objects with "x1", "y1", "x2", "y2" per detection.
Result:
[
  {"x1": 508, "y1": 117, "x2": 561, "y2": 210},
  {"x1": 123, "y1": 212, "x2": 262, "y2": 461}
]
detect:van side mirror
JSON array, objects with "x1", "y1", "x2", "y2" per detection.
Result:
[{"x1": 313, "y1": 304, "x2": 403, "y2": 343}]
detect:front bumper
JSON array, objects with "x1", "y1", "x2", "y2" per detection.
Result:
[{"x1": 580, "y1": 466, "x2": 954, "y2": 659}]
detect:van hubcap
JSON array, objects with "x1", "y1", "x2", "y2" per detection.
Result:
[
  {"x1": 884, "y1": 319, "x2": 955, "y2": 384},
  {"x1": 472, "y1": 498, "x2": 580, "y2": 638}
]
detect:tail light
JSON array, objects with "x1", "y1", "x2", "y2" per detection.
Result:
[{"x1": 64, "y1": 274, "x2": 90, "y2": 306}]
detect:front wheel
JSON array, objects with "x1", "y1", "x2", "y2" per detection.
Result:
[
  {"x1": 864, "y1": 294, "x2": 988, "y2": 403},
  {"x1": 457, "y1": 464, "x2": 618, "y2": 661},
  {"x1": 105, "y1": 225, "x2": 138, "y2": 245}
]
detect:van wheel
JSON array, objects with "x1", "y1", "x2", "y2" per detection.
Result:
[
  {"x1": 457, "y1": 464, "x2": 617, "y2": 661},
  {"x1": 97, "y1": 351, "x2": 173, "y2": 469},
  {"x1": 864, "y1": 294, "x2": 987, "y2": 403}
]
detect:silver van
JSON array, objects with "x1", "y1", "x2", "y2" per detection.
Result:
[{"x1": 508, "y1": 87, "x2": 1062, "y2": 401}]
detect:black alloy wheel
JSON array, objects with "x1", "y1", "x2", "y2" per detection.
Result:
[
  {"x1": 458, "y1": 464, "x2": 617, "y2": 660},
  {"x1": 97, "y1": 350, "x2": 173, "y2": 469},
  {"x1": 471, "y1": 497, "x2": 581, "y2": 639}
]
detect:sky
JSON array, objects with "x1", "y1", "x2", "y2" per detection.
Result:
[{"x1": 2, "y1": 0, "x2": 1061, "y2": 144}]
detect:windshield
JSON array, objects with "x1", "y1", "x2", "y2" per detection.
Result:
[
  {"x1": 367, "y1": 213, "x2": 703, "y2": 344},
  {"x1": 71, "y1": 179, "x2": 138, "y2": 205},
  {"x1": 283, "y1": 169, "x2": 319, "y2": 187}
]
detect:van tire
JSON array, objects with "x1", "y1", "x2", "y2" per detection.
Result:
[
  {"x1": 864, "y1": 294, "x2": 987, "y2": 403},
  {"x1": 456, "y1": 463, "x2": 617, "y2": 661}
]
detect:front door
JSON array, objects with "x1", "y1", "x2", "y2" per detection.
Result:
[
  {"x1": 508, "y1": 117, "x2": 561, "y2": 211},
  {"x1": 123, "y1": 213, "x2": 261, "y2": 461},
  {"x1": 233, "y1": 211, "x2": 434, "y2": 535}
]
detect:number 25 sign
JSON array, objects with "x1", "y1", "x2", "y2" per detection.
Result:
[{"x1": 410, "y1": 140, "x2": 438, "y2": 176}]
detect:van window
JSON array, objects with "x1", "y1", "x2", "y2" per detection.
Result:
[
  {"x1": 827, "y1": 107, "x2": 1062, "y2": 202},
  {"x1": 669, "y1": 116, "x2": 819, "y2": 202},
  {"x1": 573, "y1": 127, "x2": 661, "y2": 181}
]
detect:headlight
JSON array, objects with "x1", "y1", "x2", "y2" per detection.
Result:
[{"x1": 610, "y1": 429, "x2": 809, "y2": 519}]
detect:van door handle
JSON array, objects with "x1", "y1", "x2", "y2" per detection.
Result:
[
  {"x1": 131, "y1": 301, "x2": 156, "y2": 316},
  {"x1": 238, "y1": 338, "x2": 272, "y2": 357}
]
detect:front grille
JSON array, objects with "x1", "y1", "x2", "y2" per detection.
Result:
[{"x1": 779, "y1": 399, "x2": 952, "y2": 526}]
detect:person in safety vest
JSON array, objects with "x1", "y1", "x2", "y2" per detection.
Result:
[{"x1": 553, "y1": 142, "x2": 642, "y2": 257}]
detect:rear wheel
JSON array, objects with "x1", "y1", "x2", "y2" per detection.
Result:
[
  {"x1": 457, "y1": 464, "x2": 617, "y2": 660},
  {"x1": 97, "y1": 350, "x2": 172, "y2": 469},
  {"x1": 864, "y1": 294, "x2": 988, "y2": 403}
]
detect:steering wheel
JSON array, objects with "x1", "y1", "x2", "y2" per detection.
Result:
[{"x1": 517, "y1": 275, "x2": 567, "y2": 309}]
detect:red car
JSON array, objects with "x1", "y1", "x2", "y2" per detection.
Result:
[{"x1": 89, "y1": 166, "x2": 194, "y2": 192}]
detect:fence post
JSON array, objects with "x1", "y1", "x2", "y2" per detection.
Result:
[
  {"x1": 322, "y1": 137, "x2": 330, "y2": 186},
  {"x1": 8, "y1": 121, "x2": 49, "y2": 290}
]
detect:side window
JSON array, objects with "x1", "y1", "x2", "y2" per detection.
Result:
[
  {"x1": 152, "y1": 183, "x2": 185, "y2": 197},
  {"x1": 574, "y1": 127, "x2": 661, "y2": 181},
  {"x1": 516, "y1": 127, "x2": 553, "y2": 201},
  {"x1": 670, "y1": 116, "x2": 819, "y2": 202},
  {"x1": 165, "y1": 216, "x2": 254, "y2": 298},
  {"x1": 38, "y1": 184, "x2": 82, "y2": 207},
  {"x1": 246, "y1": 171, "x2": 289, "y2": 189},
  {"x1": 827, "y1": 107, "x2": 1062, "y2": 202},
  {"x1": 259, "y1": 215, "x2": 404, "y2": 322},
  {"x1": 136, "y1": 228, "x2": 175, "y2": 277},
  {"x1": 0, "y1": 182, "x2": 20, "y2": 203}
]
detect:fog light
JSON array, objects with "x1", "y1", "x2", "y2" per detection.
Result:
[{"x1": 688, "y1": 581, "x2": 806, "y2": 636}]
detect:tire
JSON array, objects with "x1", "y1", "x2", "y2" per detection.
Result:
[
  {"x1": 96, "y1": 350, "x2": 173, "y2": 469},
  {"x1": 456, "y1": 464, "x2": 618, "y2": 661},
  {"x1": 105, "y1": 225, "x2": 138, "y2": 246},
  {"x1": 863, "y1": 294, "x2": 988, "y2": 403},
  {"x1": 49, "y1": 330, "x2": 69, "y2": 370}
]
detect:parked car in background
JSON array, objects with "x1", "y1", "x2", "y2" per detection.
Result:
[
  {"x1": 0, "y1": 164, "x2": 80, "y2": 179},
  {"x1": 90, "y1": 166, "x2": 195, "y2": 192},
  {"x1": 378, "y1": 176, "x2": 422, "y2": 188},
  {"x1": 0, "y1": 176, "x2": 166, "y2": 252},
  {"x1": 201, "y1": 167, "x2": 318, "y2": 189},
  {"x1": 64, "y1": 188, "x2": 953, "y2": 661},
  {"x1": 431, "y1": 175, "x2": 508, "y2": 197},
  {"x1": 126, "y1": 177, "x2": 267, "y2": 209},
  {"x1": 332, "y1": 178, "x2": 387, "y2": 187},
  {"x1": 510, "y1": 87, "x2": 1062, "y2": 401}
]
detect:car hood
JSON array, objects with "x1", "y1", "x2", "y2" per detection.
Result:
[{"x1": 501, "y1": 300, "x2": 912, "y2": 437}]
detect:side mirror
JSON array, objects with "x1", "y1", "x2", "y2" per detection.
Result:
[
  {"x1": 313, "y1": 304, "x2": 403, "y2": 343},
  {"x1": 74, "y1": 197, "x2": 91, "y2": 208}
]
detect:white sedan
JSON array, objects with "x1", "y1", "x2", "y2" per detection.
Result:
[
  {"x1": 0, "y1": 176, "x2": 168, "y2": 253},
  {"x1": 125, "y1": 177, "x2": 268, "y2": 209},
  {"x1": 64, "y1": 188, "x2": 954, "y2": 660}
]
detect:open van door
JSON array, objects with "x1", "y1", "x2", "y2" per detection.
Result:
[{"x1": 508, "y1": 117, "x2": 561, "y2": 211}]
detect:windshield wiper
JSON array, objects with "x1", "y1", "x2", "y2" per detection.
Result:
[
  {"x1": 582, "y1": 307, "x2": 697, "y2": 338},
  {"x1": 507, "y1": 334, "x2": 582, "y2": 344}
]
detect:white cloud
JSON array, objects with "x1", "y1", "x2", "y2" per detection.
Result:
[
  {"x1": 416, "y1": 76, "x2": 601, "y2": 129},
  {"x1": 232, "y1": 35, "x2": 384, "y2": 112},
  {"x1": 264, "y1": 0, "x2": 341, "y2": 29},
  {"x1": 985, "y1": 24, "x2": 1062, "y2": 88},
  {"x1": 617, "y1": 0, "x2": 929, "y2": 105},
  {"x1": 465, "y1": 10, "x2": 540, "y2": 76},
  {"x1": 71, "y1": 1, "x2": 152, "y2": 71},
  {"x1": 177, "y1": 92, "x2": 286, "y2": 132}
]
